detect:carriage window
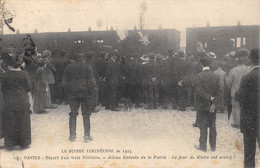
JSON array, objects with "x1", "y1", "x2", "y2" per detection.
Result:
[
  {"x1": 97, "y1": 40, "x2": 104, "y2": 44},
  {"x1": 230, "y1": 38, "x2": 235, "y2": 47},
  {"x1": 242, "y1": 37, "x2": 246, "y2": 46},
  {"x1": 75, "y1": 40, "x2": 84, "y2": 43},
  {"x1": 236, "y1": 37, "x2": 241, "y2": 47}
]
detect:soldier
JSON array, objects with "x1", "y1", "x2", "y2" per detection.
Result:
[
  {"x1": 194, "y1": 52, "x2": 222, "y2": 152},
  {"x1": 236, "y1": 48, "x2": 260, "y2": 168},
  {"x1": 62, "y1": 51, "x2": 95, "y2": 142}
]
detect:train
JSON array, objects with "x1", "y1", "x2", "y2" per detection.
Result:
[
  {"x1": 1, "y1": 28, "x2": 180, "y2": 58},
  {"x1": 186, "y1": 25, "x2": 260, "y2": 58}
]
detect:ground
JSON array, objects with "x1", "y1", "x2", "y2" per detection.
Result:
[{"x1": 0, "y1": 105, "x2": 259, "y2": 168}]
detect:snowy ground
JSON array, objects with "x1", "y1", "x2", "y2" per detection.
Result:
[{"x1": 0, "y1": 105, "x2": 259, "y2": 168}]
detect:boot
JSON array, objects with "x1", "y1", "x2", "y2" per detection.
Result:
[
  {"x1": 69, "y1": 116, "x2": 77, "y2": 142},
  {"x1": 83, "y1": 115, "x2": 93, "y2": 142}
]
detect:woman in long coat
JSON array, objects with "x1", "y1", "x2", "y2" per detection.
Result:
[
  {"x1": 33, "y1": 59, "x2": 48, "y2": 113},
  {"x1": 1, "y1": 51, "x2": 32, "y2": 149}
]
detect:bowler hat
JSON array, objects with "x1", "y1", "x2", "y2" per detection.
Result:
[{"x1": 235, "y1": 49, "x2": 249, "y2": 60}]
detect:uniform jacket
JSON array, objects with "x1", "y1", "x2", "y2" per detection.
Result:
[
  {"x1": 236, "y1": 67, "x2": 260, "y2": 133},
  {"x1": 62, "y1": 61, "x2": 95, "y2": 98}
]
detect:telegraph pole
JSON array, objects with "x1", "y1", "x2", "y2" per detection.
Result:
[
  {"x1": 0, "y1": 0, "x2": 14, "y2": 49},
  {"x1": 0, "y1": 1, "x2": 4, "y2": 50}
]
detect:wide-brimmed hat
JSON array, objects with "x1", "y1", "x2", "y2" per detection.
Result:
[{"x1": 207, "y1": 52, "x2": 217, "y2": 59}]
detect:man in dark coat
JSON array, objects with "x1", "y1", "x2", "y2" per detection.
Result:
[
  {"x1": 85, "y1": 51, "x2": 99, "y2": 113},
  {"x1": 194, "y1": 52, "x2": 222, "y2": 152},
  {"x1": 142, "y1": 53, "x2": 159, "y2": 109},
  {"x1": 104, "y1": 52, "x2": 121, "y2": 111},
  {"x1": 62, "y1": 51, "x2": 95, "y2": 142},
  {"x1": 53, "y1": 50, "x2": 71, "y2": 104},
  {"x1": 236, "y1": 48, "x2": 260, "y2": 168},
  {"x1": 95, "y1": 52, "x2": 108, "y2": 106},
  {"x1": 175, "y1": 51, "x2": 192, "y2": 111},
  {"x1": 126, "y1": 56, "x2": 143, "y2": 107},
  {"x1": 119, "y1": 56, "x2": 129, "y2": 100},
  {"x1": 166, "y1": 53, "x2": 179, "y2": 109},
  {"x1": 155, "y1": 54, "x2": 165, "y2": 108}
]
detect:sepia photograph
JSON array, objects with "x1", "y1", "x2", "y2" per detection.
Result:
[{"x1": 0, "y1": 0, "x2": 259, "y2": 167}]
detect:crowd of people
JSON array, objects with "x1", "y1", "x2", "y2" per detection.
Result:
[{"x1": 0, "y1": 36, "x2": 259, "y2": 168}]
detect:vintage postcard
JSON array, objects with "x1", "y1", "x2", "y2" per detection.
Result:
[{"x1": 0, "y1": 0, "x2": 259, "y2": 168}]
